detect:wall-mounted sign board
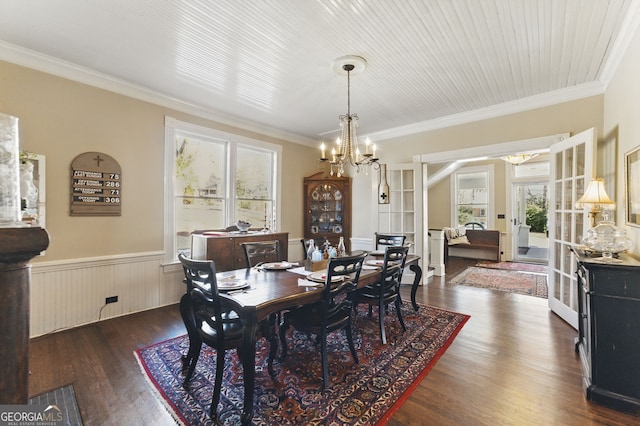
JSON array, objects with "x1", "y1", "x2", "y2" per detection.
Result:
[{"x1": 70, "y1": 152, "x2": 121, "y2": 216}]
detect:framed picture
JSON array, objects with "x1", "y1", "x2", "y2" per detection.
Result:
[{"x1": 626, "y1": 145, "x2": 640, "y2": 226}]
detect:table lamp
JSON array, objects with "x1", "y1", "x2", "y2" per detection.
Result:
[
  {"x1": 575, "y1": 178, "x2": 616, "y2": 227},
  {"x1": 576, "y1": 178, "x2": 633, "y2": 262}
]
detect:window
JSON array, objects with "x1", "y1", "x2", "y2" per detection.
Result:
[
  {"x1": 235, "y1": 146, "x2": 275, "y2": 226},
  {"x1": 513, "y1": 160, "x2": 550, "y2": 178},
  {"x1": 164, "y1": 117, "x2": 281, "y2": 262},
  {"x1": 452, "y1": 165, "x2": 494, "y2": 228}
]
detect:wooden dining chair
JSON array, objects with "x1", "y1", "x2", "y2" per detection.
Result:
[
  {"x1": 375, "y1": 233, "x2": 406, "y2": 250},
  {"x1": 177, "y1": 253, "x2": 277, "y2": 419},
  {"x1": 351, "y1": 245, "x2": 409, "y2": 344},
  {"x1": 241, "y1": 240, "x2": 281, "y2": 267},
  {"x1": 374, "y1": 233, "x2": 409, "y2": 300},
  {"x1": 279, "y1": 252, "x2": 367, "y2": 390}
]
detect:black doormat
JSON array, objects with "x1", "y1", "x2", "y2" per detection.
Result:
[{"x1": 29, "y1": 384, "x2": 83, "y2": 425}]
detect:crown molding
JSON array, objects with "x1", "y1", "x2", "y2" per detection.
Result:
[
  {"x1": 0, "y1": 41, "x2": 318, "y2": 147},
  {"x1": 364, "y1": 83, "x2": 605, "y2": 142}
]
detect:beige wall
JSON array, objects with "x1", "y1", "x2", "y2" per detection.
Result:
[
  {"x1": 603, "y1": 25, "x2": 640, "y2": 257},
  {"x1": 0, "y1": 61, "x2": 319, "y2": 262}
]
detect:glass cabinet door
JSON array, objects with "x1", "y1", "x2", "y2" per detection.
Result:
[
  {"x1": 304, "y1": 172, "x2": 351, "y2": 251},
  {"x1": 309, "y1": 183, "x2": 345, "y2": 238}
]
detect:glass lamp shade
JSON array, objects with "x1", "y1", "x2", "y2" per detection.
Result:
[{"x1": 581, "y1": 220, "x2": 634, "y2": 262}]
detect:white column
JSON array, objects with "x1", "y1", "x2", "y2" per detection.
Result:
[{"x1": 429, "y1": 228, "x2": 445, "y2": 276}]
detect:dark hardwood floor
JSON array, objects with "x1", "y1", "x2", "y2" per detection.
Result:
[{"x1": 29, "y1": 258, "x2": 639, "y2": 425}]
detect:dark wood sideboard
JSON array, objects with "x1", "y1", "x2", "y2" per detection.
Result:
[
  {"x1": 574, "y1": 250, "x2": 640, "y2": 415},
  {"x1": 191, "y1": 231, "x2": 289, "y2": 272}
]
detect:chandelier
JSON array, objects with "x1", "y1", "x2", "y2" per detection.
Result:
[{"x1": 320, "y1": 56, "x2": 379, "y2": 177}]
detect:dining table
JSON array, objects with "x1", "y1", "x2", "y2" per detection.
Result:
[{"x1": 200, "y1": 253, "x2": 422, "y2": 425}]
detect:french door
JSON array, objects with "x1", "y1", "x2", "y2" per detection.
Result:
[
  {"x1": 376, "y1": 162, "x2": 423, "y2": 282},
  {"x1": 548, "y1": 128, "x2": 594, "y2": 329}
]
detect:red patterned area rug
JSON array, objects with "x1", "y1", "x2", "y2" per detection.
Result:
[
  {"x1": 135, "y1": 304, "x2": 469, "y2": 425},
  {"x1": 475, "y1": 261, "x2": 547, "y2": 274},
  {"x1": 451, "y1": 266, "x2": 548, "y2": 298}
]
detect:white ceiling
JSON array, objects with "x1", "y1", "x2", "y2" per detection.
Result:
[{"x1": 1, "y1": 0, "x2": 639, "y2": 145}]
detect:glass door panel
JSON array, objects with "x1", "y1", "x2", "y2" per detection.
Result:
[
  {"x1": 548, "y1": 128, "x2": 595, "y2": 329},
  {"x1": 512, "y1": 181, "x2": 549, "y2": 263}
]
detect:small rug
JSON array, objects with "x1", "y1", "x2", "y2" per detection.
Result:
[
  {"x1": 29, "y1": 383, "x2": 83, "y2": 426},
  {"x1": 475, "y1": 261, "x2": 547, "y2": 274},
  {"x1": 135, "y1": 304, "x2": 469, "y2": 425},
  {"x1": 451, "y1": 266, "x2": 548, "y2": 298}
]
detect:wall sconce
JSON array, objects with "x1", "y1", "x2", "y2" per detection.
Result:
[{"x1": 575, "y1": 178, "x2": 616, "y2": 227}]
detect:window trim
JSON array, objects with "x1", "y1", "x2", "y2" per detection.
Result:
[
  {"x1": 164, "y1": 116, "x2": 282, "y2": 263},
  {"x1": 451, "y1": 164, "x2": 494, "y2": 229}
]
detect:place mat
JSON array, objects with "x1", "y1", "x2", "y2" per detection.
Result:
[
  {"x1": 289, "y1": 266, "x2": 313, "y2": 276},
  {"x1": 261, "y1": 261, "x2": 294, "y2": 270},
  {"x1": 307, "y1": 272, "x2": 344, "y2": 283},
  {"x1": 297, "y1": 278, "x2": 323, "y2": 287},
  {"x1": 217, "y1": 277, "x2": 250, "y2": 291}
]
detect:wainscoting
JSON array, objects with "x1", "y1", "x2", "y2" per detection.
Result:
[{"x1": 30, "y1": 252, "x2": 184, "y2": 337}]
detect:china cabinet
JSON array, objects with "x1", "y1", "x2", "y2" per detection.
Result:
[
  {"x1": 303, "y1": 172, "x2": 351, "y2": 252},
  {"x1": 573, "y1": 249, "x2": 640, "y2": 414}
]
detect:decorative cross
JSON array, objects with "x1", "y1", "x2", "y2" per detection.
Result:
[
  {"x1": 380, "y1": 192, "x2": 388, "y2": 202},
  {"x1": 94, "y1": 155, "x2": 104, "y2": 167}
]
